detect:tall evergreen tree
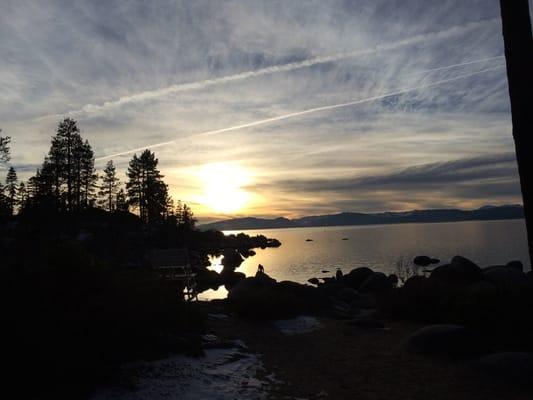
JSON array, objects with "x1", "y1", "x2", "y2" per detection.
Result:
[
  {"x1": 126, "y1": 150, "x2": 167, "y2": 223},
  {"x1": 175, "y1": 200, "x2": 197, "y2": 230},
  {"x1": 98, "y1": 160, "x2": 120, "y2": 211},
  {"x1": 17, "y1": 182, "x2": 27, "y2": 211},
  {"x1": 80, "y1": 140, "x2": 97, "y2": 207},
  {"x1": 48, "y1": 118, "x2": 83, "y2": 210},
  {"x1": 116, "y1": 188, "x2": 129, "y2": 212},
  {"x1": 0, "y1": 129, "x2": 10, "y2": 164},
  {"x1": 5, "y1": 166, "x2": 18, "y2": 215}
]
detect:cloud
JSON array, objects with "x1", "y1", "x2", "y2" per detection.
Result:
[{"x1": 0, "y1": 0, "x2": 522, "y2": 218}]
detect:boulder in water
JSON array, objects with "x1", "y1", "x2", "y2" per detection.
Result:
[
  {"x1": 506, "y1": 260, "x2": 524, "y2": 272},
  {"x1": 359, "y1": 272, "x2": 393, "y2": 292},
  {"x1": 430, "y1": 256, "x2": 483, "y2": 286},
  {"x1": 483, "y1": 265, "x2": 527, "y2": 290},
  {"x1": 228, "y1": 273, "x2": 325, "y2": 319},
  {"x1": 221, "y1": 249, "x2": 244, "y2": 271},
  {"x1": 308, "y1": 277, "x2": 320, "y2": 285},
  {"x1": 343, "y1": 267, "x2": 374, "y2": 290},
  {"x1": 413, "y1": 256, "x2": 433, "y2": 267}
]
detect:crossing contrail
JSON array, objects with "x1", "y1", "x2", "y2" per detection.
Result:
[
  {"x1": 96, "y1": 64, "x2": 504, "y2": 162},
  {"x1": 406, "y1": 55, "x2": 504, "y2": 76},
  {"x1": 54, "y1": 18, "x2": 497, "y2": 119}
]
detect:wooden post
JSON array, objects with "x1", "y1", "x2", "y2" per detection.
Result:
[{"x1": 499, "y1": 0, "x2": 533, "y2": 263}]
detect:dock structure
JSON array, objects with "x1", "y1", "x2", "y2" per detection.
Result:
[{"x1": 147, "y1": 248, "x2": 198, "y2": 301}]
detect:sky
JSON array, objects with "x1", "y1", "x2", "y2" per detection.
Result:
[{"x1": 1, "y1": 0, "x2": 530, "y2": 222}]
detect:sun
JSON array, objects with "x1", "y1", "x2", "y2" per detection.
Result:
[{"x1": 197, "y1": 163, "x2": 250, "y2": 214}]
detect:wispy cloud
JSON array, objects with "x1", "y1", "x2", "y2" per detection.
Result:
[{"x1": 0, "y1": 0, "x2": 520, "y2": 218}]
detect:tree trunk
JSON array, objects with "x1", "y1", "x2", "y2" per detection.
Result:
[{"x1": 499, "y1": 0, "x2": 533, "y2": 263}]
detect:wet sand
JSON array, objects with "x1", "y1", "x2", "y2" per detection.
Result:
[{"x1": 202, "y1": 301, "x2": 532, "y2": 400}]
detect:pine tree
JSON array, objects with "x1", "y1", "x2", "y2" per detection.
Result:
[
  {"x1": 80, "y1": 140, "x2": 97, "y2": 208},
  {"x1": 17, "y1": 182, "x2": 27, "y2": 211},
  {"x1": 126, "y1": 150, "x2": 167, "y2": 223},
  {"x1": 175, "y1": 200, "x2": 196, "y2": 230},
  {"x1": 5, "y1": 166, "x2": 17, "y2": 215},
  {"x1": 98, "y1": 160, "x2": 120, "y2": 211},
  {"x1": 0, "y1": 129, "x2": 10, "y2": 164},
  {"x1": 116, "y1": 188, "x2": 129, "y2": 212}
]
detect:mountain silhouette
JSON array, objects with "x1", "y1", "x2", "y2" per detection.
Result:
[{"x1": 199, "y1": 204, "x2": 524, "y2": 231}]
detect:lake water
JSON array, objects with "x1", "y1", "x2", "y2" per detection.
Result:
[{"x1": 199, "y1": 219, "x2": 530, "y2": 300}]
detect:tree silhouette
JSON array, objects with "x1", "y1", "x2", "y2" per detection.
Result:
[
  {"x1": 175, "y1": 200, "x2": 197, "y2": 230},
  {"x1": 116, "y1": 188, "x2": 129, "y2": 212},
  {"x1": 499, "y1": 0, "x2": 533, "y2": 260},
  {"x1": 0, "y1": 129, "x2": 10, "y2": 164},
  {"x1": 5, "y1": 166, "x2": 18, "y2": 215},
  {"x1": 126, "y1": 150, "x2": 168, "y2": 223},
  {"x1": 98, "y1": 160, "x2": 120, "y2": 211}
]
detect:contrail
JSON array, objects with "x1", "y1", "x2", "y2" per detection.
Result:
[
  {"x1": 406, "y1": 55, "x2": 504, "y2": 76},
  {"x1": 96, "y1": 64, "x2": 504, "y2": 162},
  {"x1": 54, "y1": 18, "x2": 496, "y2": 118}
]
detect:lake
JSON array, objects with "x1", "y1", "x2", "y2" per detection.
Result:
[{"x1": 199, "y1": 219, "x2": 530, "y2": 300}]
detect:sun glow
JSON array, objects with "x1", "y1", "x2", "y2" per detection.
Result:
[{"x1": 198, "y1": 163, "x2": 251, "y2": 214}]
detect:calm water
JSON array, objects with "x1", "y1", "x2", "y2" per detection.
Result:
[{"x1": 199, "y1": 219, "x2": 530, "y2": 300}]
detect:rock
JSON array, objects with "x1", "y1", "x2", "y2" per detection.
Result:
[
  {"x1": 348, "y1": 319, "x2": 385, "y2": 329},
  {"x1": 317, "y1": 281, "x2": 345, "y2": 297},
  {"x1": 343, "y1": 267, "x2": 374, "y2": 290},
  {"x1": 405, "y1": 324, "x2": 486, "y2": 356},
  {"x1": 342, "y1": 238, "x2": 349, "y2": 240},
  {"x1": 228, "y1": 274, "x2": 325, "y2": 319},
  {"x1": 430, "y1": 256, "x2": 483, "y2": 286},
  {"x1": 307, "y1": 277, "x2": 319, "y2": 285},
  {"x1": 336, "y1": 287, "x2": 359, "y2": 303},
  {"x1": 321, "y1": 270, "x2": 330, "y2": 273},
  {"x1": 359, "y1": 272, "x2": 393, "y2": 292},
  {"x1": 483, "y1": 265, "x2": 527, "y2": 290},
  {"x1": 413, "y1": 256, "x2": 433, "y2": 267},
  {"x1": 388, "y1": 274, "x2": 399, "y2": 287},
  {"x1": 255, "y1": 270, "x2": 277, "y2": 284},
  {"x1": 506, "y1": 260, "x2": 524, "y2": 272},
  {"x1": 465, "y1": 280, "x2": 499, "y2": 298},
  {"x1": 305, "y1": 238, "x2": 313, "y2": 242},
  {"x1": 220, "y1": 270, "x2": 246, "y2": 287},
  {"x1": 477, "y1": 352, "x2": 533, "y2": 387},
  {"x1": 221, "y1": 249, "x2": 244, "y2": 271},
  {"x1": 430, "y1": 258, "x2": 440, "y2": 264},
  {"x1": 196, "y1": 269, "x2": 222, "y2": 290}
]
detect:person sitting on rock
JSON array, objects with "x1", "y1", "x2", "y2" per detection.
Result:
[
  {"x1": 258, "y1": 264, "x2": 265, "y2": 274},
  {"x1": 336, "y1": 268, "x2": 343, "y2": 280}
]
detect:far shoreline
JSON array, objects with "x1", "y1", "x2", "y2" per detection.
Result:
[{"x1": 220, "y1": 217, "x2": 526, "y2": 234}]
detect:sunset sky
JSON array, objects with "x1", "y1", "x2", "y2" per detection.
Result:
[{"x1": 1, "y1": 0, "x2": 529, "y2": 221}]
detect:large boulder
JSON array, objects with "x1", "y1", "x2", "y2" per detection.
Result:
[
  {"x1": 477, "y1": 352, "x2": 533, "y2": 387},
  {"x1": 343, "y1": 267, "x2": 374, "y2": 290},
  {"x1": 336, "y1": 287, "x2": 359, "y2": 303},
  {"x1": 430, "y1": 256, "x2": 483, "y2": 286},
  {"x1": 228, "y1": 274, "x2": 325, "y2": 319},
  {"x1": 405, "y1": 324, "x2": 486, "y2": 356},
  {"x1": 220, "y1": 270, "x2": 246, "y2": 288},
  {"x1": 359, "y1": 272, "x2": 393, "y2": 292},
  {"x1": 221, "y1": 249, "x2": 244, "y2": 271},
  {"x1": 483, "y1": 265, "x2": 527, "y2": 291},
  {"x1": 506, "y1": 260, "x2": 524, "y2": 272},
  {"x1": 413, "y1": 256, "x2": 440, "y2": 267}
]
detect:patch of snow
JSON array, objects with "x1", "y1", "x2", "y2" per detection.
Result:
[
  {"x1": 274, "y1": 316, "x2": 322, "y2": 336},
  {"x1": 91, "y1": 347, "x2": 272, "y2": 400}
]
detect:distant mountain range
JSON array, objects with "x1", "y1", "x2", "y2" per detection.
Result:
[{"x1": 199, "y1": 205, "x2": 524, "y2": 231}]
